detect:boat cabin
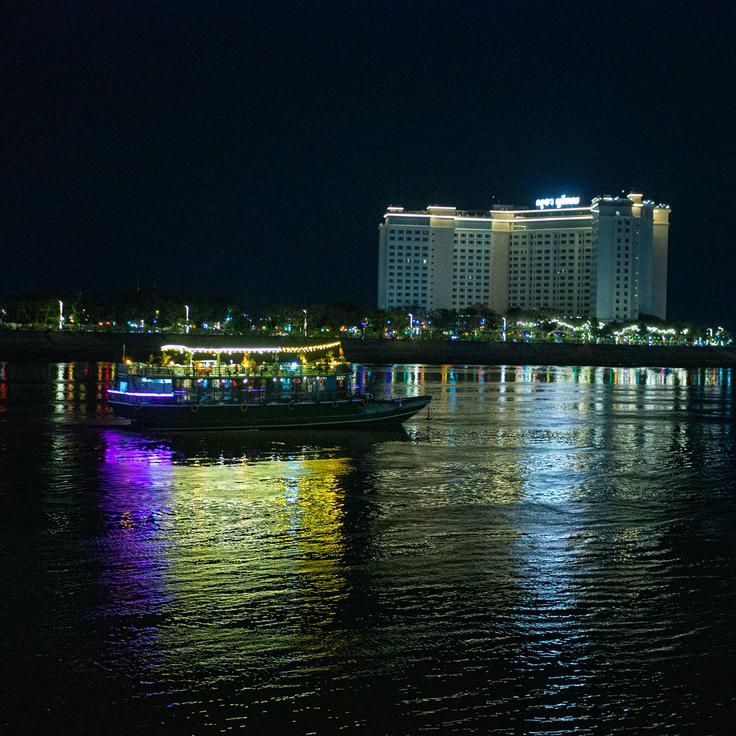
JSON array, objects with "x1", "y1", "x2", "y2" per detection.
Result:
[{"x1": 111, "y1": 341, "x2": 354, "y2": 406}]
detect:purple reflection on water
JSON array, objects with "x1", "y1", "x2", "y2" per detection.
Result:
[
  {"x1": 100, "y1": 429, "x2": 175, "y2": 535},
  {"x1": 96, "y1": 430, "x2": 175, "y2": 672},
  {"x1": 0, "y1": 363, "x2": 6, "y2": 412},
  {"x1": 102, "y1": 430, "x2": 173, "y2": 483}
]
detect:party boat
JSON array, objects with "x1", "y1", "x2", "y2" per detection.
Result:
[{"x1": 107, "y1": 340, "x2": 431, "y2": 430}]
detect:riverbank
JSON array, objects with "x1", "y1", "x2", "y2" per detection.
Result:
[
  {"x1": 2, "y1": 330, "x2": 736, "y2": 368},
  {"x1": 344, "y1": 340, "x2": 736, "y2": 368}
]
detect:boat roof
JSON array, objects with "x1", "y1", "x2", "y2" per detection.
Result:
[{"x1": 161, "y1": 341, "x2": 341, "y2": 356}]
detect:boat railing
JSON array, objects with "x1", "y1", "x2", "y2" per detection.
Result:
[
  {"x1": 109, "y1": 387, "x2": 369, "y2": 407},
  {"x1": 120, "y1": 364, "x2": 351, "y2": 379}
]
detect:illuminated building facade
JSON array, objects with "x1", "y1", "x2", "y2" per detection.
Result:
[{"x1": 377, "y1": 193, "x2": 670, "y2": 320}]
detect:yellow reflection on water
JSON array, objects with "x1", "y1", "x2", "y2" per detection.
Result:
[
  {"x1": 139, "y1": 453, "x2": 355, "y2": 673},
  {"x1": 54, "y1": 363, "x2": 65, "y2": 414}
]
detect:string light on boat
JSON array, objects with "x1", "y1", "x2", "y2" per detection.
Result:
[{"x1": 160, "y1": 341, "x2": 341, "y2": 355}]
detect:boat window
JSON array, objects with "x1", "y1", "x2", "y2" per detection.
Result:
[{"x1": 140, "y1": 378, "x2": 173, "y2": 394}]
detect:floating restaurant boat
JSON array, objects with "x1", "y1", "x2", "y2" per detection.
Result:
[{"x1": 107, "y1": 341, "x2": 431, "y2": 430}]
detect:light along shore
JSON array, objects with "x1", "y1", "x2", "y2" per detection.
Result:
[{"x1": 1, "y1": 331, "x2": 736, "y2": 368}]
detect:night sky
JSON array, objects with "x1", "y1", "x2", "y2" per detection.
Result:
[{"x1": 3, "y1": 1, "x2": 736, "y2": 324}]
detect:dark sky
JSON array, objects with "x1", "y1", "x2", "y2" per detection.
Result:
[{"x1": 3, "y1": 0, "x2": 736, "y2": 323}]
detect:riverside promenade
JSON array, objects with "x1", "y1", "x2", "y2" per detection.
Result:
[{"x1": 2, "y1": 331, "x2": 736, "y2": 368}]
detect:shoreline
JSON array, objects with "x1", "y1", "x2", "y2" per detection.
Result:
[
  {"x1": 344, "y1": 339, "x2": 736, "y2": 369},
  {"x1": 1, "y1": 330, "x2": 736, "y2": 368}
]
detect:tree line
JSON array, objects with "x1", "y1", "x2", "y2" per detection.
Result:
[{"x1": 0, "y1": 290, "x2": 723, "y2": 344}]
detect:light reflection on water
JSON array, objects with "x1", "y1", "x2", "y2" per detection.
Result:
[{"x1": 1, "y1": 362, "x2": 736, "y2": 734}]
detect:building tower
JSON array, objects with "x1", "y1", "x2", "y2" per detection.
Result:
[{"x1": 377, "y1": 191, "x2": 670, "y2": 320}]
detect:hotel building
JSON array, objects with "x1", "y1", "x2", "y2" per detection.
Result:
[{"x1": 377, "y1": 192, "x2": 670, "y2": 321}]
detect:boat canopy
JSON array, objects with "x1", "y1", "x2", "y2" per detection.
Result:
[{"x1": 160, "y1": 341, "x2": 342, "y2": 356}]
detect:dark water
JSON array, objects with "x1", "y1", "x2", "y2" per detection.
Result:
[{"x1": 1, "y1": 362, "x2": 736, "y2": 735}]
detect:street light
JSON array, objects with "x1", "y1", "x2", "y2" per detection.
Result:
[
  {"x1": 185, "y1": 304, "x2": 190, "y2": 334},
  {"x1": 302, "y1": 309, "x2": 307, "y2": 337},
  {"x1": 58, "y1": 300, "x2": 64, "y2": 331},
  {"x1": 408, "y1": 312, "x2": 413, "y2": 339}
]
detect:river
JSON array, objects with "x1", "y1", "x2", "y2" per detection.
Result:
[{"x1": 1, "y1": 362, "x2": 735, "y2": 734}]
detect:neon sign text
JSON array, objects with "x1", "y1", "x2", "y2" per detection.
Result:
[{"x1": 535, "y1": 194, "x2": 581, "y2": 209}]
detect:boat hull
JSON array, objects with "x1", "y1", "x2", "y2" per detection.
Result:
[{"x1": 109, "y1": 395, "x2": 431, "y2": 430}]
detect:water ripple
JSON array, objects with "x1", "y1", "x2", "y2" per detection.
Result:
[{"x1": 1, "y1": 363, "x2": 736, "y2": 733}]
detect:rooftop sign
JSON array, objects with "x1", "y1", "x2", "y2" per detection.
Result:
[{"x1": 535, "y1": 194, "x2": 581, "y2": 209}]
